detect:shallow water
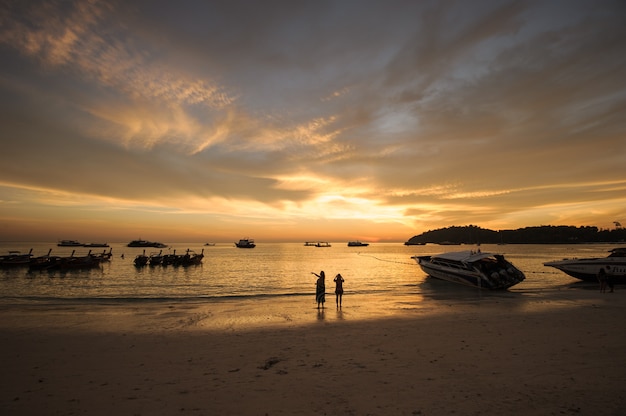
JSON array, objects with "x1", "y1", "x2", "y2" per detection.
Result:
[{"x1": 0, "y1": 242, "x2": 621, "y2": 306}]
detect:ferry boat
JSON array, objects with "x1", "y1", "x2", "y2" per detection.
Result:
[
  {"x1": 347, "y1": 241, "x2": 369, "y2": 247},
  {"x1": 127, "y1": 239, "x2": 167, "y2": 248},
  {"x1": 57, "y1": 240, "x2": 83, "y2": 247},
  {"x1": 82, "y1": 242, "x2": 109, "y2": 248},
  {"x1": 413, "y1": 250, "x2": 525, "y2": 290},
  {"x1": 544, "y1": 247, "x2": 626, "y2": 282}
]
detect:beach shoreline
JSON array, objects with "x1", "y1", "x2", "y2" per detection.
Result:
[{"x1": 1, "y1": 290, "x2": 624, "y2": 415}]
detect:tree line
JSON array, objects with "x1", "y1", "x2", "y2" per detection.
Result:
[{"x1": 405, "y1": 225, "x2": 626, "y2": 245}]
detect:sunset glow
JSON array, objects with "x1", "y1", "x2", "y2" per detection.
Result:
[{"x1": 1, "y1": 0, "x2": 625, "y2": 243}]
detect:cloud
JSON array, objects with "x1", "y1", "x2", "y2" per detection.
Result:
[{"x1": 0, "y1": 0, "x2": 625, "y2": 240}]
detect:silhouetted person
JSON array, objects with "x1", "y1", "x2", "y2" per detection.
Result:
[
  {"x1": 334, "y1": 273, "x2": 344, "y2": 308},
  {"x1": 605, "y1": 267, "x2": 615, "y2": 293},
  {"x1": 598, "y1": 268, "x2": 607, "y2": 293},
  {"x1": 312, "y1": 271, "x2": 326, "y2": 309}
]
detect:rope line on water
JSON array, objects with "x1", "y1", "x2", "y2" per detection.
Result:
[{"x1": 356, "y1": 252, "x2": 416, "y2": 265}]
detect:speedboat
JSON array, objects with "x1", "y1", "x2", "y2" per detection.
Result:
[
  {"x1": 544, "y1": 248, "x2": 626, "y2": 282},
  {"x1": 235, "y1": 238, "x2": 256, "y2": 248},
  {"x1": 347, "y1": 241, "x2": 369, "y2": 247},
  {"x1": 412, "y1": 250, "x2": 525, "y2": 290}
]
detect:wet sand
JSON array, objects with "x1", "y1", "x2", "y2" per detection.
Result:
[{"x1": 1, "y1": 290, "x2": 625, "y2": 415}]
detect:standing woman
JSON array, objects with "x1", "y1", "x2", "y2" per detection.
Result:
[
  {"x1": 312, "y1": 271, "x2": 326, "y2": 309},
  {"x1": 334, "y1": 273, "x2": 344, "y2": 308}
]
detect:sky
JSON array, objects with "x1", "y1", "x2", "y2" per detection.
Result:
[{"x1": 0, "y1": 0, "x2": 625, "y2": 243}]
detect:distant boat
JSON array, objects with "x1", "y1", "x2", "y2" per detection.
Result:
[
  {"x1": 413, "y1": 250, "x2": 526, "y2": 290},
  {"x1": 148, "y1": 250, "x2": 164, "y2": 266},
  {"x1": 304, "y1": 242, "x2": 317, "y2": 246},
  {"x1": 180, "y1": 249, "x2": 204, "y2": 266},
  {"x1": 162, "y1": 250, "x2": 180, "y2": 266},
  {"x1": 127, "y1": 239, "x2": 167, "y2": 248},
  {"x1": 91, "y1": 248, "x2": 113, "y2": 262},
  {"x1": 134, "y1": 250, "x2": 149, "y2": 267},
  {"x1": 29, "y1": 249, "x2": 61, "y2": 271},
  {"x1": 315, "y1": 242, "x2": 331, "y2": 247},
  {"x1": 160, "y1": 249, "x2": 205, "y2": 266},
  {"x1": 57, "y1": 240, "x2": 83, "y2": 247},
  {"x1": 544, "y1": 247, "x2": 626, "y2": 282},
  {"x1": 404, "y1": 241, "x2": 426, "y2": 246},
  {"x1": 57, "y1": 250, "x2": 103, "y2": 270},
  {"x1": 204, "y1": 242, "x2": 216, "y2": 246},
  {"x1": 347, "y1": 241, "x2": 369, "y2": 247},
  {"x1": 83, "y1": 242, "x2": 109, "y2": 248},
  {"x1": 235, "y1": 238, "x2": 256, "y2": 248},
  {"x1": 0, "y1": 249, "x2": 33, "y2": 267}
]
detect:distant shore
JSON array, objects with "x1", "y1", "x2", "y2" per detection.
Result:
[
  {"x1": 1, "y1": 290, "x2": 625, "y2": 415},
  {"x1": 405, "y1": 224, "x2": 626, "y2": 245}
]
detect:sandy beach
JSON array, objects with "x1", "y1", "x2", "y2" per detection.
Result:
[{"x1": 1, "y1": 290, "x2": 625, "y2": 416}]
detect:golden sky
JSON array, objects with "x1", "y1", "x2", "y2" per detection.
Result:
[{"x1": 0, "y1": 0, "x2": 625, "y2": 243}]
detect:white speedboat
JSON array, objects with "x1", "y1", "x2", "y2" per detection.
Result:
[
  {"x1": 413, "y1": 250, "x2": 525, "y2": 290},
  {"x1": 544, "y1": 248, "x2": 626, "y2": 282}
]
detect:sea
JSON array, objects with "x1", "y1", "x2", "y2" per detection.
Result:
[{"x1": 0, "y1": 242, "x2": 622, "y2": 307}]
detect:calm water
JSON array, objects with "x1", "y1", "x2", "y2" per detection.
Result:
[{"x1": 1, "y1": 242, "x2": 622, "y2": 305}]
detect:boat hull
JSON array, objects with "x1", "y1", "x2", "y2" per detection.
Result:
[
  {"x1": 417, "y1": 260, "x2": 484, "y2": 288},
  {"x1": 413, "y1": 251, "x2": 525, "y2": 290},
  {"x1": 544, "y1": 258, "x2": 626, "y2": 282}
]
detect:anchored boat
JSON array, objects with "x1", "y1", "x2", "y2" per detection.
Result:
[
  {"x1": 127, "y1": 239, "x2": 167, "y2": 248},
  {"x1": 413, "y1": 250, "x2": 525, "y2": 290},
  {"x1": 544, "y1": 247, "x2": 626, "y2": 282},
  {"x1": 347, "y1": 241, "x2": 369, "y2": 247},
  {"x1": 235, "y1": 239, "x2": 256, "y2": 248}
]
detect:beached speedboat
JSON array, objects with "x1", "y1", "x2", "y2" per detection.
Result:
[
  {"x1": 235, "y1": 238, "x2": 256, "y2": 248},
  {"x1": 544, "y1": 248, "x2": 626, "y2": 282},
  {"x1": 413, "y1": 250, "x2": 526, "y2": 290},
  {"x1": 347, "y1": 241, "x2": 369, "y2": 247}
]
